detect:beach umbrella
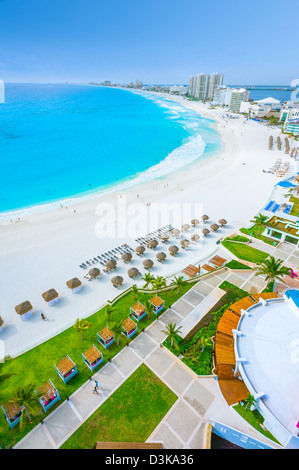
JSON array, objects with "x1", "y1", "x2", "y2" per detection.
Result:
[
  {"x1": 218, "y1": 219, "x2": 227, "y2": 226},
  {"x1": 210, "y1": 224, "x2": 219, "y2": 232},
  {"x1": 169, "y1": 245, "x2": 179, "y2": 254},
  {"x1": 89, "y1": 267, "x2": 101, "y2": 278},
  {"x1": 135, "y1": 245, "x2": 145, "y2": 255},
  {"x1": 160, "y1": 233, "x2": 170, "y2": 241},
  {"x1": 202, "y1": 228, "x2": 210, "y2": 236},
  {"x1": 143, "y1": 259, "x2": 154, "y2": 269},
  {"x1": 191, "y1": 233, "x2": 200, "y2": 241},
  {"x1": 42, "y1": 289, "x2": 59, "y2": 302},
  {"x1": 295, "y1": 175, "x2": 299, "y2": 183},
  {"x1": 128, "y1": 267, "x2": 140, "y2": 278},
  {"x1": 66, "y1": 278, "x2": 82, "y2": 289},
  {"x1": 294, "y1": 185, "x2": 299, "y2": 195},
  {"x1": 0, "y1": 316, "x2": 3, "y2": 329},
  {"x1": 122, "y1": 252, "x2": 132, "y2": 262},
  {"x1": 15, "y1": 301, "x2": 33, "y2": 316},
  {"x1": 180, "y1": 239, "x2": 190, "y2": 248},
  {"x1": 172, "y1": 228, "x2": 181, "y2": 237},
  {"x1": 147, "y1": 239, "x2": 158, "y2": 248},
  {"x1": 111, "y1": 276, "x2": 123, "y2": 287},
  {"x1": 182, "y1": 223, "x2": 190, "y2": 231},
  {"x1": 201, "y1": 215, "x2": 209, "y2": 222},
  {"x1": 191, "y1": 219, "x2": 199, "y2": 227},
  {"x1": 106, "y1": 259, "x2": 117, "y2": 269},
  {"x1": 156, "y1": 252, "x2": 166, "y2": 261}
]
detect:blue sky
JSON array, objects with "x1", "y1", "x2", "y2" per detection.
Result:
[{"x1": 0, "y1": 0, "x2": 298, "y2": 85}]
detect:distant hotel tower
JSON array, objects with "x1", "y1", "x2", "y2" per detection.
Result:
[{"x1": 188, "y1": 72, "x2": 224, "y2": 100}]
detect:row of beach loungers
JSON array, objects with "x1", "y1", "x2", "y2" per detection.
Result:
[
  {"x1": 135, "y1": 225, "x2": 172, "y2": 246},
  {"x1": 79, "y1": 244, "x2": 135, "y2": 271},
  {"x1": 264, "y1": 200, "x2": 292, "y2": 214}
]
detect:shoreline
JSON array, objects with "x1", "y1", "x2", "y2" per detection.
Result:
[{"x1": 0, "y1": 90, "x2": 285, "y2": 356}]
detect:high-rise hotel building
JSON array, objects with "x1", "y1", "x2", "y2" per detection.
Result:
[{"x1": 188, "y1": 72, "x2": 223, "y2": 100}]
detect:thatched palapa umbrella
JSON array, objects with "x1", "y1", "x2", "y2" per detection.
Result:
[
  {"x1": 202, "y1": 228, "x2": 210, "y2": 236},
  {"x1": 172, "y1": 228, "x2": 180, "y2": 237},
  {"x1": 218, "y1": 219, "x2": 227, "y2": 227},
  {"x1": 201, "y1": 215, "x2": 209, "y2": 222},
  {"x1": 160, "y1": 233, "x2": 169, "y2": 242},
  {"x1": 66, "y1": 277, "x2": 82, "y2": 293},
  {"x1": 191, "y1": 219, "x2": 199, "y2": 227},
  {"x1": 128, "y1": 267, "x2": 140, "y2": 278},
  {"x1": 295, "y1": 175, "x2": 299, "y2": 183},
  {"x1": 0, "y1": 316, "x2": 4, "y2": 331},
  {"x1": 106, "y1": 259, "x2": 117, "y2": 270},
  {"x1": 191, "y1": 233, "x2": 200, "y2": 241},
  {"x1": 210, "y1": 223, "x2": 219, "y2": 232},
  {"x1": 182, "y1": 223, "x2": 190, "y2": 231},
  {"x1": 156, "y1": 252, "x2": 166, "y2": 261},
  {"x1": 15, "y1": 301, "x2": 33, "y2": 316},
  {"x1": 147, "y1": 239, "x2": 158, "y2": 248},
  {"x1": 89, "y1": 267, "x2": 101, "y2": 278},
  {"x1": 111, "y1": 276, "x2": 123, "y2": 287},
  {"x1": 169, "y1": 245, "x2": 179, "y2": 255},
  {"x1": 293, "y1": 185, "x2": 299, "y2": 195},
  {"x1": 143, "y1": 259, "x2": 154, "y2": 269},
  {"x1": 180, "y1": 239, "x2": 190, "y2": 249},
  {"x1": 122, "y1": 252, "x2": 132, "y2": 262},
  {"x1": 42, "y1": 289, "x2": 59, "y2": 305},
  {"x1": 135, "y1": 245, "x2": 145, "y2": 255}
]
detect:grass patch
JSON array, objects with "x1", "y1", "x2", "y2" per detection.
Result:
[
  {"x1": 240, "y1": 226, "x2": 277, "y2": 246},
  {"x1": 61, "y1": 364, "x2": 177, "y2": 449},
  {"x1": 226, "y1": 260, "x2": 251, "y2": 270},
  {"x1": 222, "y1": 239, "x2": 269, "y2": 263},
  {"x1": 290, "y1": 196, "x2": 299, "y2": 217},
  {"x1": 227, "y1": 235, "x2": 249, "y2": 243},
  {"x1": 0, "y1": 283, "x2": 193, "y2": 449},
  {"x1": 233, "y1": 404, "x2": 280, "y2": 445}
]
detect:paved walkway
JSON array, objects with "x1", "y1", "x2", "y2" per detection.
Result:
[{"x1": 14, "y1": 270, "x2": 276, "y2": 449}]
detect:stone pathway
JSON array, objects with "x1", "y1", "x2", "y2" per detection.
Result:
[{"x1": 13, "y1": 270, "x2": 276, "y2": 450}]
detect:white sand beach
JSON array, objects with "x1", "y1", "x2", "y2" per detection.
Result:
[{"x1": 0, "y1": 92, "x2": 291, "y2": 357}]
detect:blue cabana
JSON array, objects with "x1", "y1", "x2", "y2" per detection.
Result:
[
  {"x1": 122, "y1": 317, "x2": 137, "y2": 338},
  {"x1": 97, "y1": 326, "x2": 115, "y2": 349},
  {"x1": 1, "y1": 402, "x2": 24, "y2": 429},
  {"x1": 130, "y1": 301, "x2": 147, "y2": 321},
  {"x1": 82, "y1": 344, "x2": 104, "y2": 371},
  {"x1": 55, "y1": 355, "x2": 78, "y2": 383},
  {"x1": 36, "y1": 379, "x2": 60, "y2": 412},
  {"x1": 150, "y1": 295, "x2": 165, "y2": 315}
]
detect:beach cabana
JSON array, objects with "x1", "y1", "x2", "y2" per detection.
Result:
[
  {"x1": 97, "y1": 326, "x2": 115, "y2": 349},
  {"x1": 147, "y1": 239, "x2": 158, "y2": 249},
  {"x1": 180, "y1": 239, "x2": 190, "y2": 249},
  {"x1": 201, "y1": 214, "x2": 209, "y2": 222},
  {"x1": 122, "y1": 252, "x2": 132, "y2": 262},
  {"x1": 172, "y1": 228, "x2": 181, "y2": 238},
  {"x1": 106, "y1": 259, "x2": 117, "y2": 270},
  {"x1": 66, "y1": 277, "x2": 82, "y2": 293},
  {"x1": 202, "y1": 228, "x2": 210, "y2": 236},
  {"x1": 191, "y1": 218, "x2": 199, "y2": 227},
  {"x1": 210, "y1": 223, "x2": 220, "y2": 232},
  {"x1": 209, "y1": 255, "x2": 226, "y2": 268},
  {"x1": 122, "y1": 317, "x2": 137, "y2": 338},
  {"x1": 130, "y1": 301, "x2": 146, "y2": 322},
  {"x1": 36, "y1": 380, "x2": 60, "y2": 412},
  {"x1": 150, "y1": 295, "x2": 165, "y2": 315},
  {"x1": 156, "y1": 252, "x2": 166, "y2": 262},
  {"x1": 182, "y1": 264, "x2": 200, "y2": 278},
  {"x1": 1, "y1": 402, "x2": 24, "y2": 429},
  {"x1": 82, "y1": 344, "x2": 103, "y2": 371},
  {"x1": 0, "y1": 316, "x2": 3, "y2": 333},
  {"x1": 15, "y1": 301, "x2": 33, "y2": 321},
  {"x1": 128, "y1": 267, "x2": 140, "y2": 278},
  {"x1": 135, "y1": 245, "x2": 145, "y2": 255},
  {"x1": 111, "y1": 276, "x2": 123, "y2": 287},
  {"x1": 168, "y1": 245, "x2": 179, "y2": 255},
  {"x1": 143, "y1": 259, "x2": 154, "y2": 270},
  {"x1": 55, "y1": 355, "x2": 78, "y2": 383},
  {"x1": 42, "y1": 289, "x2": 59, "y2": 306},
  {"x1": 89, "y1": 267, "x2": 100, "y2": 279},
  {"x1": 218, "y1": 219, "x2": 227, "y2": 227}
]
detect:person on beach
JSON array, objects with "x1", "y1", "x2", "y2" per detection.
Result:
[{"x1": 41, "y1": 313, "x2": 46, "y2": 321}]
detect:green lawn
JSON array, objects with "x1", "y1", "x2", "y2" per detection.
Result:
[
  {"x1": 0, "y1": 283, "x2": 193, "y2": 449},
  {"x1": 222, "y1": 239, "x2": 269, "y2": 263},
  {"x1": 233, "y1": 404, "x2": 280, "y2": 445},
  {"x1": 290, "y1": 196, "x2": 299, "y2": 217},
  {"x1": 226, "y1": 260, "x2": 251, "y2": 270},
  {"x1": 240, "y1": 226, "x2": 277, "y2": 246},
  {"x1": 61, "y1": 364, "x2": 177, "y2": 449}
]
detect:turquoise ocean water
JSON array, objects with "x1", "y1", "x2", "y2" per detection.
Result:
[{"x1": 0, "y1": 84, "x2": 220, "y2": 215}]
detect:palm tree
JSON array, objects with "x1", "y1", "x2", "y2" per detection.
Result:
[
  {"x1": 73, "y1": 318, "x2": 93, "y2": 340},
  {"x1": 243, "y1": 393, "x2": 256, "y2": 411},
  {"x1": 253, "y1": 256, "x2": 291, "y2": 287},
  {"x1": 198, "y1": 336, "x2": 213, "y2": 352},
  {"x1": 152, "y1": 275, "x2": 167, "y2": 294},
  {"x1": 9, "y1": 384, "x2": 43, "y2": 430},
  {"x1": 132, "y1": 284, "x2": 138, "y2": 300},
  {"x1": 105, "y1": 304, "x2": 114, "y2": 323},
  {"x1": 161, "y1": 323, "x2": 182, "y2": 351},
  {"x1": 141, "y1": 273, "x2": 155, "y2": 289},
  {"x1": 250, "y1": 213, "x2": 269, "y2": 237},
  {"x1": 171, "y1": 275, "x2": 187, "y2": 295},
  {"x1": 0, "y1": 363, "x2": 15, "y2": 386},
  {"x1": 144, "y1": 300, "x2": 155, "y2": 321},
  {"x1": 111, "y1": 320, "x2": 123, "y2": 347}
]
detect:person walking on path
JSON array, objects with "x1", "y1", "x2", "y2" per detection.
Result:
[{"x1": 92, "y1": 380, "x2": 99, "y2": 394}]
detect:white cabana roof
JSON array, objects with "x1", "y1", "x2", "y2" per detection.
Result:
[{"x1": 256, "y1": 97, "x2": 281, "y2": 105}]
